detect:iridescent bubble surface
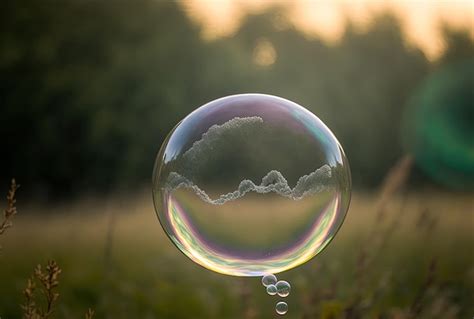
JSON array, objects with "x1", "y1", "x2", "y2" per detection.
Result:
[{"x1": 153, "y1": 94, "x2": 351, "y2": 276}]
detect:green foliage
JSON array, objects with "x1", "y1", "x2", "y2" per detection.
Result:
[{"x1": 0, "y1": 0, "x2": 472, "y2": 197}]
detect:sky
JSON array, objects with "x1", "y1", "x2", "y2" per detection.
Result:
[{"x1": 180, "y1": 0, "x2": 474, "y2": 60}]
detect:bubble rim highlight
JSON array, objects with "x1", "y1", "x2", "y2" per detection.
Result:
[
  {"x1": 162, "y1": 190, "x2": 341, "y2": 276},
  {"x1": 152, "y1": 93, "x2": 352, "y2": 277}
]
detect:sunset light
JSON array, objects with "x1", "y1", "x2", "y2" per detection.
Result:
[{"x1": 181, "y1": 0, "x2": 474, "y2": 60}]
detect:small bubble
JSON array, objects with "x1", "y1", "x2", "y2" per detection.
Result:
[
  {"x1": 276, "y1": 301, "x2": 288, "y2": 315},
  {"x1": 262, "y1": 274, "x2": 277, "y2": 287},
  {"x1": 276, "y1": 280, "x2": 291, "y2": 297},
  {"x1": 266, "y1": 284, "x2": 277, "y2": 295}
]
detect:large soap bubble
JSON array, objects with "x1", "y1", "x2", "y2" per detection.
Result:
[{"x1": 153, "y1": 94, "x2": 351, "y2": 276}]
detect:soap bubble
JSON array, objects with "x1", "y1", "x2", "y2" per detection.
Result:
[
  {"x1": 275, "y1": 301, "x2": 288, "y2": 315},
  {"x1": 262, "y1": 274, "x2": 277, "y2": 287},
  {"x1": 266, "y1": 284, "x2": 278, "y2": 296},
  {"x1": 153, "y1": 94, "x2": 351, "y2": 276},
  {"x1": 275, "y1": 280, "x2": 291, "y2": 297}
]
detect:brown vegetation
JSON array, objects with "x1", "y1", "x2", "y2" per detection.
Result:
[{"x1": 0, "y1": 179, "x2": 19, "y2": 237}]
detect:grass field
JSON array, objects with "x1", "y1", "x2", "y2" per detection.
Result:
[{"x1": 0, "y1": 189, "x2": 473, "y2": 319}]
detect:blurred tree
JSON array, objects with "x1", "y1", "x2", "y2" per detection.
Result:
[
  {"x1": 0, "y1": 0, "x2": 205, "y2": 197},
  {"x1": 0, "y1": 1, "x2": 472, "y2": 198},
  {"x1": 437, "y1": 26, "x2": 474, "y2": 67},
  {"x1": 322, "y1": 15, "x2": 430, "y2": 187},
  {"x1": 200, "y1": 12, "x2": 430, "y2": 187}
]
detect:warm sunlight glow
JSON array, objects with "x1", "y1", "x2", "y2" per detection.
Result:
[
  {"x1": 253, "y1": 38, "x2": 277, "y2": 66},
  {"x1": 180, "y1": 0, "x2": 474, "y2": 60}
]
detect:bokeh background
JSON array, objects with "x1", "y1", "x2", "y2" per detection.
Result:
[{"x1": 0, "y1": 1, "x2": 473, "y2": 318}]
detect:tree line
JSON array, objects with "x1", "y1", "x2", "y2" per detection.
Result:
[{"x1": 1, "y1": 0, "x2": 472, "y2": 198}]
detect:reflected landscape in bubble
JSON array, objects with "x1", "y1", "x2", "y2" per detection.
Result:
[{"x1": 153, "y1": 94, "x2": 351, "y2": 276}]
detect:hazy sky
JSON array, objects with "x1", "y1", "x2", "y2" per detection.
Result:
[{"x1": 181, "y1": 0, "x2": 474, "y2": 60}]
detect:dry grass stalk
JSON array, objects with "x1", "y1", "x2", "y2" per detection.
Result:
[
  {"x1": 5, "y1": 184, "x2": 96, "y2": 318},
  {"x1": 85, "y1": 308, "x2": 95, "y2": 319},
  {"x1": 358, "y1": 156, "x2": 412, "y2": 264},
  {"x1": 354, "y1": 155, "x2": 413, "y2": 279},
  {"x1": 345, "y1": 156, "x2": 413, "y2": 317},
  {"x1": 415, "y1": 208, "x2": 438, "y2": 236},
  {"x1": 22, "y1": 260, "x2": 62, "y2": 319},
  {"x1": 23, "y1": 278, "x2": 40, "y2": 319},
  {"x1": 0, "y1": 178, "x2": 19, "y2": 236},
  {"x1": 299, "y1": 156, "x2": 416, "y2": 318},
  {"x1": 374, "y1": 155, "x2": 413, "y2": 216},
  {"x1": 238, "y1": 279, "x2": 257, "y2": 319},
  {"x1": 409, "y1": 258, "x2": 437, "y2": 318},
  {"x1": 21, "y1": 260, "x2": 96, "y2": 319}
]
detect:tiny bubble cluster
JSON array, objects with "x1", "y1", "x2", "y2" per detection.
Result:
[
  {"x1": 276, "y1": 301, "x2": 288, "y2": 315},
  {"x1": 261, "y1": 274, "x2": 291, "y2": 315}
]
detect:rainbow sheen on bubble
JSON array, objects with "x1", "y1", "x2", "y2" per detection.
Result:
[{"x1": 153, "y1": 94, "x2": 351, "y2": 276}]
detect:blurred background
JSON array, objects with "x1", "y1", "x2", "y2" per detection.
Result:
[{"x1": 0, "y1": 0, "x2": 473, "y2": 318}]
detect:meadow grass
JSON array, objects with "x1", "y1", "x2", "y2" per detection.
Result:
[{"x1": 0, "y1": 187, "x2": 472, "y2": 318}]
